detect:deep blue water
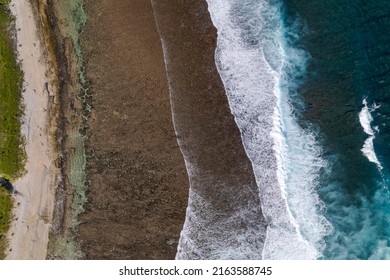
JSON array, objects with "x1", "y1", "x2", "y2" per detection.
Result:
[
  {"x1": 180, "y1": 0, "x2": 389, "y2": 259},
  {"x1": 281, "y1": 0, "x2": 390, "y2": 259}
]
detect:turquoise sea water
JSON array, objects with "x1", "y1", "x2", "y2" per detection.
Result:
[
  {"x1": 282, "y1": 0, "x2": 390, "y2": 259},
  {"x1": 202, "y1": 0, "x2": 389, "y2": 259}
]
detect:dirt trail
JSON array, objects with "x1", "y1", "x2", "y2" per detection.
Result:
[{"x1": 6, "y1": 0, "x2": 59, "y2": 259}]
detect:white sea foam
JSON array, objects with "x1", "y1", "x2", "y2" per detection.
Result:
[
  {"x1": 207, "y1": 0, "x2": 332, "y2": 259},
  {"x1": 359, "y1": 98, "x2": 383, "y2": 170},
  {"x1": 152, "y1": 2, "x2": 267, "y2": 259}
]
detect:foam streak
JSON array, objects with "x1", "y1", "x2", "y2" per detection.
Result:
[
  {"x1": 359, "y1": 98, "x2": 383, "y2": 170},
  {"x1": 207, "y1": 0, "x2": 331, "y2": 259}
]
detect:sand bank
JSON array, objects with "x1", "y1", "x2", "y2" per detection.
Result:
[{"x1": 5, "y1": 0, "x2": 59, "y2": 259}]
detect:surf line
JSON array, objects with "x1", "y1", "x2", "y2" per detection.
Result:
[{"x1": 206, "y1": 0, "x2": 333, "y2": 259}]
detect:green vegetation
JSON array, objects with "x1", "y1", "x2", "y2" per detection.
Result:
[
  {"x1": 0, "y1": 187, "x2": 12, "y2": 259},
  {"x1": 0, "y1": 2, "x2": 24, "y2": 258},
  {"x1": 0, "y1": 3, "x2": 23, "y2": 179},
  {"x1": 49, "y1": 233, "x2": 83, "y2": 260},
  {"x1": 60, "y1": 1, "x2": 88, "y2": 232},
  {"x1": 47, "y1": 1, "x2": 87, "y2": 259},
  {"x1": 56, "y1": 0, "x2": 87, "y2": 84}
]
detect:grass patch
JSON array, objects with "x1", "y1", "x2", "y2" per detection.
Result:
[
  {"x1": 0, "y1": 2, "x2": 24, "y2": 258},
  {"x1": 0, "y1": 187, "x2": 11, "y2": 259},
  {"x1": 0, "y1": 4, "x2": 24, "y2": 179}
]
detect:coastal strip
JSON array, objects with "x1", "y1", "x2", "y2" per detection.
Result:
[
  {"x1": 42, "y1": 0, "x2": 88, "y2": 259},
  {"x1": 5, "y1": 0, "x2": 60, "y2": 259},
  {"x1": 0, "y1": 0, "x2": 23, "y2": 258}
]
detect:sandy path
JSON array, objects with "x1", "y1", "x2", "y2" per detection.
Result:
[{"x1": 5, "y1": 0, "x2": 57, "y2": 259}]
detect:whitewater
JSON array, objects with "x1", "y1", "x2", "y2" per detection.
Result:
[
  {"x1": 359, "y1": 98, "x2": 383, "y2": 170},
  {"x1": 168, "y1": 0, "x2": 333, "y2": 259},
  {"x1": 164, "y1": 0, "x2": 390, "y2": 260},
  {"x1": 203, "y1": 0, "x2": 333, "y2": 259}
]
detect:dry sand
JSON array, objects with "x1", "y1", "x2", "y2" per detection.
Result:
[{"x1": 5, "y1": 0, "x2": 58, "y2": 259}]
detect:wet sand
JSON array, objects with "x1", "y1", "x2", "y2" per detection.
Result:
[
  {"x1": 151, "y1": 0, "x2": 267, "y2": 259},
  {"x1": 77, "y1": 0, "x2": 267, "y2": 259},
  {"x1": 77, "y1": 0, "x2": 189, "y2": 259}
]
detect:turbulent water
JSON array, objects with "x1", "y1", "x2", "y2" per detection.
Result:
[{"x1": 176, "y1": 0, "x2": 390, "y2": 259}]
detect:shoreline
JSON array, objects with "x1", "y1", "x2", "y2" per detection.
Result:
[
  {"x1": 5, "y1": 0, "x2": 60, "y2": 259},
  {"x1": 151, "y1": 0, "x2": 266, "y2": 259},
  {"x1": 5, "y1": 0, "x2": 266, "y2": 259}
]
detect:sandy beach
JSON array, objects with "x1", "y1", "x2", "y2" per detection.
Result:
[
  {"x1": 4, "y1": 0, "x2": 265, "y2": 259},
  {"x1": 5, "y1": 0, "x2": 59, "y2": 259},
  {"x1": 151, "y1": 0, "x2": 266, "y2": 259},
  {"x1": 76, "y1": 0, "x2": 189, "y2": 259},
  {"x1": 77, "y1": 0, "x2": 265, "y2": 259}
]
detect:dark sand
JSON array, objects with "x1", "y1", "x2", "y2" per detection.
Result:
[
  {"x1": 152, "y1": 0, "x2": 266, "y2": 259},
  {"x1": 78, "y1": 0, "x2": 266, "y2": 259},
  {"x1": 78, "y1": 0, "x2": 188, "y2": 259}
]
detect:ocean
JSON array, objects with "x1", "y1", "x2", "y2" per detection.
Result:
[
  {"x1": 177, "y1": 0, "x2": 390, "y2": 259},
  {"x1": 282, "y1": 0, "x2": 390, "y2": 260}
]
